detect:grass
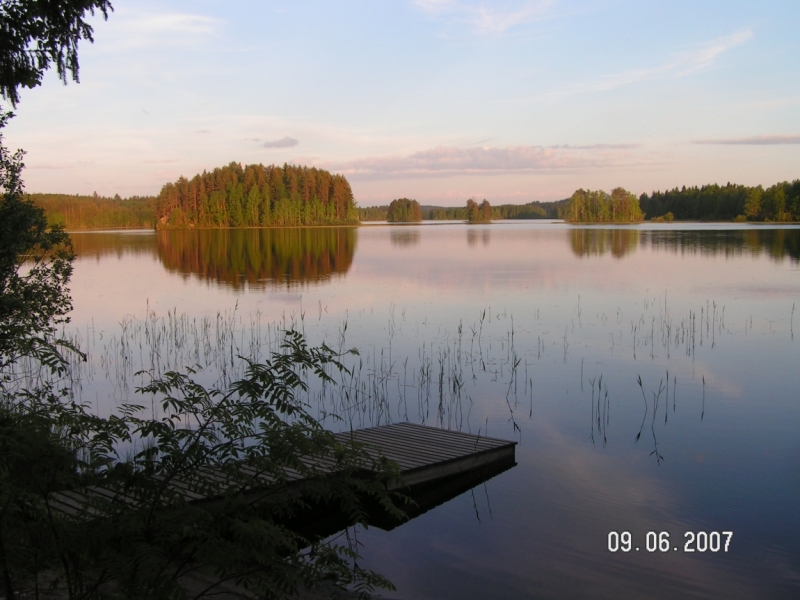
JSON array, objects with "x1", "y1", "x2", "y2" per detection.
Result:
[{"x1": 4, "y1": 290, "x2": 769, "y2": 467}]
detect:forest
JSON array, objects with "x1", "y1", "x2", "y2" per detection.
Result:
[
  {"x1": 27, "y1": 193, "x2": 155, "y2": 229},
  {"x1": 28, "y1": 179, "x2": 800, "y2": 228},
  {"x1": 156, "y1": 162, "x2": 359, "y2": 228},
  {"x1": 639, "y1": 180, "x2": 800, "y2": 222},
  {"x1": 359, "y1": 199, "x2": 556, "y2": 221},
  {"x1": 559, "y1": 188, "x2": 644, "y2": 223},
  {"x1": 467, "y1": 198, "x2": 492, "y2": 223},
  {"x1": 386, "y1": 198, "x2": 422, "y2": 222}
]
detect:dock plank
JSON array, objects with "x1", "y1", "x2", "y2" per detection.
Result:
[{"x1": 49, "y1": 422, "x2": 516, "y2": 514}]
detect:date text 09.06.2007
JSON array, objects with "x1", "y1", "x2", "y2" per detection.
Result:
[{"x1": 607, "y1": 531, "x2": 732, "y2": 553}]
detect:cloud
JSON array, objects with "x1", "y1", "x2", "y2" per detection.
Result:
[
  {"x1": 263, "y1": 136, "x2": 299, "y2": 148},
  {"x1": 563, "y1": 30, "x2": 753, "y2": 95},
  {"x1": 101, "y1": 8, "x2": 220, "y2": 49},
  {"x1": 135, "y1": 14, "x2": 218, "y2": 36},
  {"x1": 413, "y1": 0, "x2": 556, "y2": 35},
  {"x1": 330, "y1": 144, "x2": 635, "y2": 179},
  {"x1": 692, "y1": 134, "x2": 800, "y2": 145},
  {"x1": 679, "y1": 30, "x2": 753, "y2": 73}
]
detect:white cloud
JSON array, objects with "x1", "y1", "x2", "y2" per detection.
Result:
[
  {"x1": 469, "y1": 1, "x2": 555, "y2": 34},
  {"x1": 135, "y1": 14, "x2": 218, "y2": 36},
  {"x1": 413, "y1": 0, "x2": 556, "y2": 34},
  {"x1": 330, "y1": 143, "x2": 636, "y2": 179},
  {"x1": 563, "y1": 30, "x2": 753, "y2": 95},
  {"x1": 99, "y1": 8, "x2": 220, "y2": 49},
  {"x1": 263, "y1": 136, "x2": 299, "y2": 148},
  {"x1": 693, "y1": 134, "x2": 800, "y2": 145},
  {"x1": 678, "y1": 30, "x2": 753, "y2": 73}
]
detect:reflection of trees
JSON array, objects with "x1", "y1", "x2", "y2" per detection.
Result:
[
  {"x1": 568, "y1": 228, "x2": 800, "y2": 263},
  {"x1": 467, "y1": 229, "x2": 490, "y2": 247},
  {"x1": 642, "y1": 229, "x2": 800, "y2": 263},
  {"x1": 390, "y1": 229, "x2": 421, "y2": 247},
  {"x1": 70, "y1": 232, "x2": 158, "y2": 259},
  {"x1": 570, "y1": 228, "x2": 640, "y2": 258},
  {"x1": 157, "y1": 228, "x2": 356, "y2": 289}
]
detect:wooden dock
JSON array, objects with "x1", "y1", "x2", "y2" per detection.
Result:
[
  {"x1": 49, "y1": 422, "x2": 517, "y2": 519},
  {"x1": 334, "y1": 422, "x2": 516, "y2": 490}
]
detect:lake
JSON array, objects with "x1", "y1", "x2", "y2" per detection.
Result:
[{"x1": 62, "y1": 222, "x2": 799, "y2": 599}]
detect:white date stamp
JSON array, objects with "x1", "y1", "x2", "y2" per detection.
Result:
[{"x1": 607, "y1": 531, "x2": 733, "y2": 553}]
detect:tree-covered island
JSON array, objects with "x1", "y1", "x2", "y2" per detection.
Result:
[
  {"x1": 386, "y1": 198, "x2": 422, "y2": 222},
  {"x1": 156, "y1": 163, "x2": 359, "y2": 228},
  {"x1": 466, "y1": 198, "x2": 492, "y2": 223},
  {"x1": 559, "y1": 188, "x2": 644, "y2": 223}
]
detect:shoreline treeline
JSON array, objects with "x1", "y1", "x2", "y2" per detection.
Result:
[
  {"x1": 559, "y1": 188, "x2": 644, "y2": 223},
  {"x1": 639, "y1": 180, "x2": 800, "y2": 222},
  {"x1": 156, "y1": 162, "x2": 358, "y2": 228},
  {"x1": 359, "y1": 199, "x2": 559, "y2": 221},
  {"x1": 27, "y1": 193, "x2": 156, "y2": 229}
]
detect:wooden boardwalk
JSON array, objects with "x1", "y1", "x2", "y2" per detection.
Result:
[
  {"x1": 334, "y1": 422, "x2": 516, "y2": 490},
  {"x1": 49, "y1": 422, "x2": 516, "y2": 516}
]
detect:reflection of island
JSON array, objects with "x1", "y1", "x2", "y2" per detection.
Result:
[
  {"x1": 467, "y1": 229, "x2": 490, "y2": 247},
  {"x1": 569, "y1": 227, "x2": 800, "y2": 262},
  {"x1": 570, "y1": 228, "x2": 639, "y2": 258},
  {"x1": 390, "y1": 230, "x2": 421, "y2": 247},
  {"x1": 156, "y1": 228, "x2": 357, "y2": 289}
]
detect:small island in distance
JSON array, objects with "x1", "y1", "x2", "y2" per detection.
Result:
[{"x1": 24, "y1": 162, "x2": 800, "y2": 229}]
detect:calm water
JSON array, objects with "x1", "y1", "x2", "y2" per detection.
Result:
[{"x1": 64, "y1": 223, "x2": 800, "y2": 599}]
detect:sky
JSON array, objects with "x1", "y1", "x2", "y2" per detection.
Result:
[{"x1": 4, "y1": 0, "x2": 800, "y2": 206}]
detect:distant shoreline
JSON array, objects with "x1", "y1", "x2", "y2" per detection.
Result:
[{"x1": 62, "y1": 219, "x2": 800, "y2": 233}]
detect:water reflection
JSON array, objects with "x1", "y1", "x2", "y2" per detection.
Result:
[
  {"x1": 467, "y1": 229, "x2": 490, "y2": 247},
  {"x1": 291, "y1": 460, "x2": 516, "y2": 542},
  {"x1": 390, "y1": 229, "x2": 421, "y2": 247},
  {"x1": 570, "y1": 228, "x2": 640, "y2": 258},
  {"x1": 156, "y1": 228, "x2": 357, "y2": 289},
  {"x1": 61, "y1": 222, "x2": 800, "y2": 599},
  {"x1": 642, "y1": 228, "x2": 800, "y2": 262},
  {"x1": 569, "y1": 226, "x2": 800, "y2": 262},
  {"x1": 70, "y1": 230, "x2": 157, "y2": 259}
]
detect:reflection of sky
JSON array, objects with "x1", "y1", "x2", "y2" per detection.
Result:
[{"x1": 64, "y1": 224, "x2": 800, "y2": 598}]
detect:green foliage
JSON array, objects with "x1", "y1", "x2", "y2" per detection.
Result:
[
  {"x1": 490, "y1": 202, "x2": 547, "y2": 219},
  {"x1": 0, "y1": 111, "x2": 76, "y2": 374},
  {"x1": 386, "y1": 198, "x2": 422, "y2": 223},
  {"x1": 157, "y1": 163, "x2": 359, "y2": 228},
  {"x1": 0, "y1": 331, "x2": 405, "y2": 599},
  {"x1": 466, "y1": 199, "x2": 492, "y2": 223},
  {"x1": 357, "y1": 205, "x2": 388, "y2": 221},
  {"x1": 362, "y1": 200, "x2": 554, "y2": 222},
  {"x1": 426, "y1": 206, "x2": 467, "y2": 220},
  {"x1": 650, "y1": 212, "x2": 674, "y2": 223},
  {"x1": 639, "y1": 180, "x2": 800, "y2": 222},
  {"x1": 0, "y1": 0, "x2": 113, "y2": 106},
  {"x1": 560, "y1": 188, "x2": 644, "y2": 223},
  {"x1": 26, "y1": 193, "x2": 156, "y2": 229}
]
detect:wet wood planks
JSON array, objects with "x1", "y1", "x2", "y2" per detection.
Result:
[
  {"x1": 334, "y1": 422, "x2": 516, "y2": 490},
  {"x1": 49, "y1": 422, "x2": 516, "y2": 515}
]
